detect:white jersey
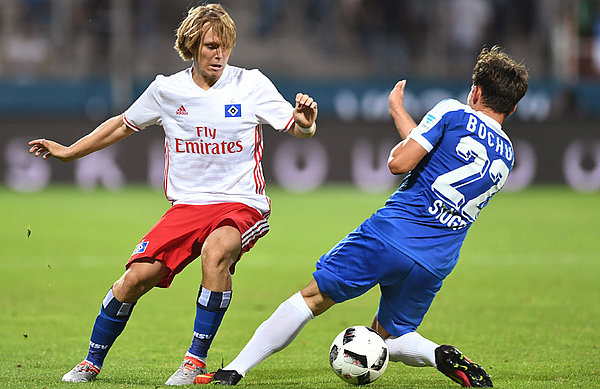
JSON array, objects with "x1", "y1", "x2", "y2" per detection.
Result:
[{"x1": 123, "y1": 65, "x2": 295, "y2": 215}]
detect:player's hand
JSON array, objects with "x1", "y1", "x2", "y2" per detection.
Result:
[
  {"x1": 28, "y1": 139, "x2": 73, "y2": 161},
  {"x1": 293, "y1": 93, "x2": 318, "y2": 128},
  {"x1": 389, "y1": 80, "x2": 407, "y2": 112}
]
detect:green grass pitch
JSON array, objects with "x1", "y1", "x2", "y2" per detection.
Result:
[{"x1": 1, "y1": 185, "x2": 598, "y2": 388}]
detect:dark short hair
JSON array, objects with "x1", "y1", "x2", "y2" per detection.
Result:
[{"x1": 472, "y1": 46, "x2": 529, "y2": 115}]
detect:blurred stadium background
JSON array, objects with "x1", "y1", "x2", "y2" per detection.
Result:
[{"x1": 1, "y1": 0, "x2": 599, "y2": 193}]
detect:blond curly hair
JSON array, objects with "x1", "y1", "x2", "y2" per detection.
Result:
[{"x1": 174, "y1": 3, "x2": 236, "y2": 61}]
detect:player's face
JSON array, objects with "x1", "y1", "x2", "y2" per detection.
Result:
[{"x1": 193, "y1": 25, "x2": 231, "y2": 89}]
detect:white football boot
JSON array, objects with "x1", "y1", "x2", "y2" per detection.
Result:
[
  {"x1": 62, "y1": 360, "x2": 100, "y2": 382},
  {"x1": 165, "y1": 355, "x2": 207, "y2": 385}
]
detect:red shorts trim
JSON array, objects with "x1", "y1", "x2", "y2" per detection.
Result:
[{"x1": 127, "y1": 202, "x2": 269, "y2": 288}]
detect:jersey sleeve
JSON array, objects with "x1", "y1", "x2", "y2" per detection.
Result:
[
  {"x1": 252, "y1": 70, "x2": 295, "y2": 132},
  {"x1": 407, "y1": 99, "x2": 462, "y2": 152},
  {"x1": 123, "y1": 76, "x2": 164, "y2": 131}
]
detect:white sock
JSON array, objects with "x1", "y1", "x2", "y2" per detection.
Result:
[
  {"x1": 225, "y1": 291, "x2": 314, "y2": 375},
  {"x1": 385, "y1": 331, "x2": 439, "y2": 367}
]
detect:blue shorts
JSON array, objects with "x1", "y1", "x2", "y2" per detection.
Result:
[{"x1": 313, "y1": 220, "x2": 443, "y2": 337}]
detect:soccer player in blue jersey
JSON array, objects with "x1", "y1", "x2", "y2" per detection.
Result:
[{"x1": 196, "y1": 46, "x2": 528, "y2": 387}]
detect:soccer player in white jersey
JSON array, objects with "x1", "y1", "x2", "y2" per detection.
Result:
[
  {"x1": 195, "y1": 47, "x2": 528, "y2": 387},
  {"x1": 28, "y1": 4, "x2": 318, "y2": 386}
]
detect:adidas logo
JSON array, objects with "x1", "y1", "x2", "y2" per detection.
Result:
[{"x1": 176, "y1": 105, "x2": 188, "y2": 115}]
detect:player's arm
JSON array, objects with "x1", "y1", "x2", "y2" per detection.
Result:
[
  {"x1": 29, "y1": 114, "x2": 134, "y2": 162},
  {"x1": 288, "y1": 93, "x2": 318, "y2": 139},
  {"x1": 387, "y1": 80, "x2": 427, "y2": 174},
  {"x1": 387, "y1": 138, "x2": 427, "y2": 174},
  {"x1": 389, "y1": 80, "x2": 417, "y2": 140}
]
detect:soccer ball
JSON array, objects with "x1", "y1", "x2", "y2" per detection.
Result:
[{"x1": 329, "y1": 326, "x2": 389, "y2": 385}]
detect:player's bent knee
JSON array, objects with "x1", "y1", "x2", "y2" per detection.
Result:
[
  {"x1": 115, "y1": 260, "x2": 166, "y2": 301},
  {"x1": 201, "y1": 243, "x2": 240, "y2": 274},
  {"x1": 309, "y1": 293, "x2": 336, "y2": 316},
  {"x1": 202, "y1": 227, "x2": 242, "y2": 263},
  {"x1": 301, "y1": 280, "x2": 335, "y2": 316},
  {"x1": 200, "y1": 250, "x2": 234, "y2": 273}
]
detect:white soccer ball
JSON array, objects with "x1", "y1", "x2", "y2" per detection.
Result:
[{"x1": 329, "y1": 326, "x2": 389, "y2": 385}]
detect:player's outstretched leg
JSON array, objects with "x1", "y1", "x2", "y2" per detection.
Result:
[
  {"x1": 194, "y1": 369, "x2": 243, "y2": 386},
  {"x1": 194, "y1": 291, "x2": 316, "y2": 386},
  {"x1": 434, "y1": 345, "x2": 493, "y2": 387}
]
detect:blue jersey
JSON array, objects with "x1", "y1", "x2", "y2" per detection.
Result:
[{"x1": 369, "y1": 99, "x2": 514, "y2": 279}]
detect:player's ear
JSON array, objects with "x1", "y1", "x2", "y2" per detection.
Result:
[
  {"x1": 472, "y1": 85, "x2": 483, "y2": 104},
  {"x1": 508, "y1": 104, "x2": 517, "y2": 116}
]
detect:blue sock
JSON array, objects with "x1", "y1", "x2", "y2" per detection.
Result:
[
  {"x1": 85, "y1": 288, "x2": 135, "y2": 368},
  {"x1": 187, "y1": 286, "x2": 231, "y2": 359}
]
